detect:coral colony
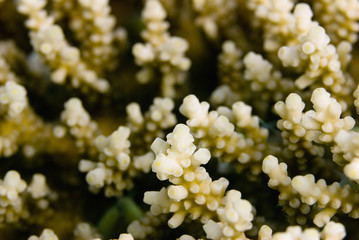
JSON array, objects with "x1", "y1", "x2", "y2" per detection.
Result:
[{"x1": 1, "y1": 0, "x2": 359, "y2": 239}]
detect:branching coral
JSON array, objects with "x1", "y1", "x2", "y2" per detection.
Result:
[
  {"x1": 127, "y1": 211, "x2": 166, "y2": 239},
  {"x1": 275, "y1": 88, "x2": 356, "y2": 181},
  {"x1": 78, "y1": 97, "x2": 176, "y2": 197},
  {"x1": 246, "y1": 1, "x2": 316, "y2": 53},
  {"x1": 258, "y1": 221, "x2": 346, "y2": 240},
  {"x1": 1, "y1": 0, "x2": 359, "y2": 239},
  {"x1": 180, "y1": 94, "x2": 271, "y2": 175},
  {"x1": 132, "y1": 0, "x2": 191, "y2": 98},
  {"x1": 190, "y1": 0, "x2": 239, "y2": 40},
  {"x1": 278, "y1": 25, "x2": 355, "y2": 112},
  {"x1": 18, "y1": 0, "x2": 110, "y2": 92},
  {"x1": 0, "y1": 170, "x2": 56, "y2": 226},
  {"x1": 263, "y1": 155, "x2": 359, "y2": 226},
  {"x1": 145, "y1": 124, "x2": 254, "y2": 239},
  {"x1": 313, "y1": 0, "x2": 359, "y2": 45},
  {"x1": 211, "y1": 40, "x2": 294, "y2": 116},
  {"x1": 66, "y1": 0, "x2": 127, "y2": 74}
]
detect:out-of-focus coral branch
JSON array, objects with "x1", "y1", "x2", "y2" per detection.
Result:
[
  {"x1": 18, "y1": 0, "x2": 110, "y2": 92},
  {"x1": 132, "y1": 0, "x2": 191, "y2": 98},
  {"x1": 0, "y1": 170, "x2": 56, "y2": 226}
]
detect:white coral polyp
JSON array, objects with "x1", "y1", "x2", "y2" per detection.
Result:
[
  {"x1": 0, "y1": 81, "x2": 28, "y2": 117},
  {"x1": 203, "y1": 220, "x2": 223, "y2": 240},
  {"x1": 118, "y1": 233, "x2": 134, "y2": 240},
  {"x1": 321, "y1": 221, "x2": 346, "y2": 240},
  {"x1": 344, "y1": 159, "x2": 359, "y2": 180},
  {"x1": 103, "y1": 127, "x2": 131, "y2": 156},
  {"x1": 142, "y1": 0, "x2": 166, "y2": 21},
  {"x1": 152, "y1": 153, "x2": 183, "y2": 180},
  {"x1": 209, "y1": 115, "x2": 234, "y2": 137},
  {"x1": 220, "y1": 190, "x2": 253, "y2": 230},
  {"x1": 167, "y1": 185, "x2": 188, "y2": 202},
  {"x1": 61, "y1": 98, "x2": 91, "y2": 127},
  {"x1": 144, "y1": 187, "x2": 171, "y2": 215},
  {"x1": 180, "y1": 95, "x2": 210, "y2": 127},
  {"x1": 0, "y1": 170, "x2": 27, "y2": 200},
  {"x1": 27, "y1": 174, "x2": 49, "y2": 199},
  {"x1": 28, "y1": 229, "x2": 59, "y2": 240},
  {"x1": 278, "y1": 46, "x2": 300, "y2": 67},
  {"x1": 86, "y1": 168, "x2": 107, "y2": 188},
  {"x1": 166, "y1": 124, "x2": 196, "y2": 155},
  {"x1": 243, "y1": 52, "x2": 272, "y2": 82},
  {"x1": 203, "y1": 190, "x2": 254, "y2": 239},
  {"x1": 306, "y1": 26, "x2": 330, "y2": 50},
  {"x1": 193, "y1": 148, "x2": 211, "y2": 166},
  {"x1": 159, "y1": 37, "x2": 190, "y2": 70},
  {"x1": 132, "y1": 43, "x2": 155, "y2": 64},
  {"x1": 116, "y1": 153, "x2": 131, "y2": 171}
]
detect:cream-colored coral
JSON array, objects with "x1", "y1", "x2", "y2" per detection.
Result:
[
  {"x1": 0, "y1": 170, "x2": 55, "y2": 225},
  {"x1": 0, "y1": 105, "x2": 63, "y2": 159},
  {"x1": 60, "y1": 97, "x2": 99, "y2": 155},
  {"x1": 78, "y1": 122, "x2": 155, "y2": 196},
  {"x1": 275, "y1": 92, "x2": 323, "y2": 159},
  {"x1": 210, "y1": 41, "x2": 243, "y2": 107},
  {"x1": 242, "y1": 51, "x2": 294, "y2": 113},
  {"x1": 79, "y1": 126, "x2": 135, "y2": 196},
  {"x1": 28, "y1": 229, "x2": 59, "y2": 240},
  {"x1": 145, "y1": 124, "x2": 254, "y2": 240},
  {"x1": 352, "y1": 84, "x2": 359, "y2": 113},
  {"x1": 274, "y1": 88, "x2": 354, "y2": 165},
  {"x1": 74, "y1": 222, "x2": 101, "y2": 240},
  {"x1": 132, "y1": 0, "x2": 191, "y2": 98},
  {"x1": 0, "y1": 81, "x2": 28, "y2": 118},
  {"x1": 27, "y1": 173, "x2": 56, "y2": 210},
  {"x1": 247, "y1": 1, "x2": 316, "y2": 52},
  {"x1": 259, "y1": 221, "x2": 345, "y2": 240},
  {"x1": 18, "y1": 0, "x2": 110, "y2": 92},
  {"x1": 67, "y1": 0, "x2": 127, "y2": 73},
  {"x1": 177, "y1": 235, "x2": 198, "y2": 240},
  {"x1": 180, "y1": 94, "x2": 269, "y2": 175},
  {"x1": 118, "y1": 234, "x2": 134, "y2": 240},
  {"x1": 2, "y1": 0, "x2": 359, "y2": 239},
  {"x1": 145, "y1": 124, "x2": 224, "y2": 227},
  {"x1": 0, "y1": 42, "x2": 23, "y2": 85},
  {"x1": 217, "y1": 41, "x2": 243, "y2": 89},
  {"x1": 211, "y1": 41, "x2": 294, "y2": 116},
  {"x1": 0, "y1": 42, "x2": 27, "y2": 118},
  {"x1": 263, "y1": 155, "x2": 359, "y2": 226},
  {"x1": 191, "y1": 0, "x2": 239, "y2": 40},
  {"x1": 303, "y1": 88, "x2": 354, "y2": 143},
  {"x1": 0, "y1": 170, "x2": 27, "y2": 223},
  {"x1": 333, "y1": 129, "x2": 359, "y2": 183},
  {"x1": 313, "y1": 0, "x2": 359, "y2": 45},
  {"x1": 127, "y1": 211, "x2": 166, "y2": 239},
  {"x1": 203, "y1": 190, "x2": 253, "y2": 240},
  {"x1": 0, "y1": 63, "x2": 62, "y2": 158},
  {"x1": 278, "y1": 26, "x2": 355, "y2": 111},
  {"x1": 321, "y1": 221, "x2": 346, "y2": 240},
  {"x1": 78, "y1": 96, "x2": 179, "y2": 197},
  {"x1": 126, "y1": 97, "x2": 177, "y2": 145}
]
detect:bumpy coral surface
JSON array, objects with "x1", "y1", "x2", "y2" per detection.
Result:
[{"x1": 1, "y1": 0, "x2": 359, "y2": 239}]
